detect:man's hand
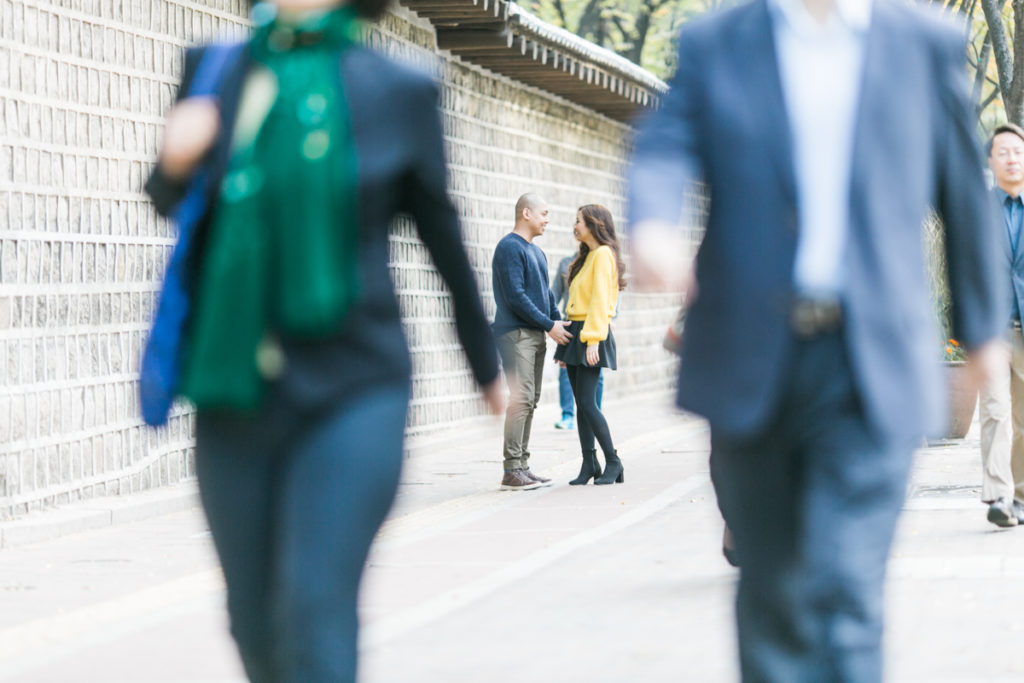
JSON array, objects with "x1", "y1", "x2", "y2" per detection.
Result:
[
  {"x1": 158, "y1": 97, "x2": 221, "y2": 181},
  {"x1": 547, "y1": 320, "x2": 573, "y2": 345},
  {"x1": 629, "y1": 219, "x2": 695, "y2": 295},
  {"x1": 480, "y1": 378, "x2": 505, "y2": 416},
  {"x1": 964, "y1": 338, "x2": 1009, "y2": 395}
]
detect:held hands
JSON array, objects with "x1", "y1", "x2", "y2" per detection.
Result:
[
  {"x1": 585, "y1": 342, "x2": 600, "y2": 366},
  {"x1": 548, "y1": 320, "x2": 573, "y2": 345},
  {"x1": 158, "y1": 97, "x2": 221, "y2": 181}
]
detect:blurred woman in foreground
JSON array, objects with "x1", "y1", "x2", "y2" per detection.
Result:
[{"x1": 145, "y1": 0, "x2": 501, "y2": 678}]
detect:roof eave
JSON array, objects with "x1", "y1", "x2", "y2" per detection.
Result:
[{"x1": 399, "y1": 0, "x2": 666, "y2": 124}]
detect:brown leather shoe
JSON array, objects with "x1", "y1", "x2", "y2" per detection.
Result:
[
  {"x1": 500, "y1": 469, "x2": 542, "y2": 491},
  {"x1": 523, "y1": 469, "x2": 553, "y2": 487}
]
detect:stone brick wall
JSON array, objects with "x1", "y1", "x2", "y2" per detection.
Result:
[{"x1": 0, "y1": 1, "x2": 680, "y2": 517}]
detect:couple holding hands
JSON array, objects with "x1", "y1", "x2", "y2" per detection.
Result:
[{"x1": 491, "y1": 193, "x2": 626, "y2": 491}]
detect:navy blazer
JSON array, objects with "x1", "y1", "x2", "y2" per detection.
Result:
[
  {"x1": 994, "y1": 189, "x2": 1024, "y2": 325},
  {"x1": 629, "y1": 0, "x2": 1008, "y2": 439},
  {"x1": 147, "y1": 44, "x2": 499, "y2": 407}
]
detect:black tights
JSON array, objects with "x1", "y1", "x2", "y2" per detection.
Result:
[{"x1": 567, "y1": 364, "x2": 615, "y2": 457}]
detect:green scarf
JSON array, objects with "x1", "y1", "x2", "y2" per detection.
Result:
[{"x1": 181, "y1": 4, "x2": 362, "y2": 412}]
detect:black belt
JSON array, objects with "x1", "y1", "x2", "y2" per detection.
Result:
[{"x1": 790, "y1": 295, "x2": 843, "y2": 338}]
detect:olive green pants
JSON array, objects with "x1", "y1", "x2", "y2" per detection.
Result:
[{"x1": 496, "y1": 328, "x2": 547, "y2": 472}]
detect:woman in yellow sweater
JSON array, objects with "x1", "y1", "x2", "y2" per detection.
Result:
[{"x1": 555, "y1": 204, "x2": 627, "y2": 485}]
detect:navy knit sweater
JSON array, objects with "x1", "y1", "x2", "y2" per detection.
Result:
[{"x1": 491, "y1": 232, "x2": 560, "y2": 336}]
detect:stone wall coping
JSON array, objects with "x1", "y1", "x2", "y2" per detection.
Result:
[
  {"x1": 400, "y1": 0, "x2": 667, "y2": 123},
  {"x1": 506, "y1": 3, "x2": 666, "y2": 93}
]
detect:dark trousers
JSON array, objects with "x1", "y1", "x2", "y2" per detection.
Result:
[
  {"x1": 558, "y1": 365, "x2": 602, "y2": 419},
  {"x1": 710, "y1": 332, "x2": 914, "y2": 683},
  {"x1": 567, "y1": 364, "x2": 615, "y2": 457},
  {"x1": 195, "y1": 383, "x2": 410, "y2": 683}
]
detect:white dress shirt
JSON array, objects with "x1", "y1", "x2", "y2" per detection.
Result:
[{"x1": 769, "y1": 0, "x2": 871, "y2": 295}]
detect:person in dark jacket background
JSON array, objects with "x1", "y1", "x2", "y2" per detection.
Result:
[{"x1": 145, "y1": 0, "x2": 502, "y2": 679}]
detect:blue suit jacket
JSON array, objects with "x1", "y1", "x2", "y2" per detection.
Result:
[
  {"x1": 629, "y1": 0, "x2": 1008, "y2": 440},
  {"x1": 995, "y1": 189, "x2": 1024, "y2": 324}
]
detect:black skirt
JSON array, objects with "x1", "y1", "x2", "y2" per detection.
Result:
[{"x1": 554, "y1": 320, "x2": 617, "y2": 370}]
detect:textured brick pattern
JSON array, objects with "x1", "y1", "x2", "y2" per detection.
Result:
[
  {"x1": 0, "y1": 2, "x2": 680, "y2": 517},
  {"x1": 0, "y1": 0, "x2": 249, "y2": 517}
]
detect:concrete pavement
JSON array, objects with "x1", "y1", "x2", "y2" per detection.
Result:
[{"x1": 1, "y1": 394, "x2": 1023, "y2": 682}]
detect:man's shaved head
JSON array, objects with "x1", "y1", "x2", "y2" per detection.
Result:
[
  {"x1": 512, "y1": 193, "x2": 550, "y2": 241},
  {"x1": 515, "y1": 193, "x2": 546, "y2": 222}
]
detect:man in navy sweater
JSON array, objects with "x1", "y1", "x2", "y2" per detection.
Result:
[{"x1": 492, "y1": 193, "x2": 572, "y2": 490}]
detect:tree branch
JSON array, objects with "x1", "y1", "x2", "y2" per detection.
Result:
[
  {"x1": 1009, "y1": 0, "x2": 1024, "y2": 124},
  {"x1": 980, "y1": 0, "x2": 1014, "y2": 110},
  {"x1": 982, "y1": 86, "x2": 1001, "y2": 112},
  {"x1": 575, "y1": 0, "x2": 605, "y2": 40},
  {"x1": 972, "y1": 29, "x2": 992, "y2": 110},
  {"x1": 552, "y1": 0, "x2": 568, "y2": 28}
]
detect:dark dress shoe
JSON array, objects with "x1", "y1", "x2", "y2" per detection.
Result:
[
  {"x1": 1014, "y1": 500, "x2": 1024, "y2": 525},
  {"x1": 987, "y1": 498, "x2": 1018, "y2": 528}
]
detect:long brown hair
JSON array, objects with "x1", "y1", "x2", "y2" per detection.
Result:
[{"x1": 568, "y1": 204, "x2": 627, "y2": 291}]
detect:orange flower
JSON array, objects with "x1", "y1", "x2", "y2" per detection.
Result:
[
  {"x1": 945, "y1": 346, "x2": 954, "y2": 355},
  {"x1": 949, "y1": 339, "x2": 960, "y2": 347}
]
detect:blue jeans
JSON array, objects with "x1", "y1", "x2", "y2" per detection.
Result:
[
  {"x1": 558, "y1": 365, "x2": 602, "y2": 419},
  {"x1": 195, "y1": 383, "x2": 409, "y2": 683},
  {"x1": 710, "y1": 332, "x2": 914, "y2": 682}
]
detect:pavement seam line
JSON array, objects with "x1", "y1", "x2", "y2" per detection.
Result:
[
  {"x1": 375, "y1": 420, "x2": 708, "y2": 548},
  {"x1": 0, "y1": 567, "x2": 225, "y2": 673},
  {"x1": 359, "y1": 472, "x2": 711, "y2": 651}
]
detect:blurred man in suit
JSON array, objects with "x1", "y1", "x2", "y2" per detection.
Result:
[{"x1": 628, "y1": 0, "x2": 1007, "y2": 679}]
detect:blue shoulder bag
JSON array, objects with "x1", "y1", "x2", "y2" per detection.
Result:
[{"x1": 140, "y1": 43, "x2": 245, "y2": 427}]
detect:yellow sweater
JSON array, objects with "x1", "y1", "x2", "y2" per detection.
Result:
[{"x1": 566, "y1": 245, "x2": 619, "y2": 344}]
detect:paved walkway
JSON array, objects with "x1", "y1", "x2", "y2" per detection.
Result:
[{"x1": 0, "y1": 395, "x2": 1022, "y2": 682}]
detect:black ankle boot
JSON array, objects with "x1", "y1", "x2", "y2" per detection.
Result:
[
  {"x1": 594, "y1": 451, "x2": 624, "y2": 485},
  {"x1": 569, "y1": 449, "x2": 602, "y2": 485}
]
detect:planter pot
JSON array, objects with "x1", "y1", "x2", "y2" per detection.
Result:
[{"x1": 944, "y1": 360, "x2": 977, "y2": 439}]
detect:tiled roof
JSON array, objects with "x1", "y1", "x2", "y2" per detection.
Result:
[{"x1": 399, "y1": 0, "x2": 667, "y2": 123}]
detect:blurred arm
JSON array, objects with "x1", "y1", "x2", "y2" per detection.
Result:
[
  {"x1": 145, "y1": 48, "x2": 207, "y2": 216},
  {"x1": 404, "y1": 79, "x2": 501, "y2": 392},
  {"x1": 934, "y1": 29, "x2": 1009, "y2": 386},
  {"x1": 627, "y1": 32, "x2": 703, "y2": 292}
]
